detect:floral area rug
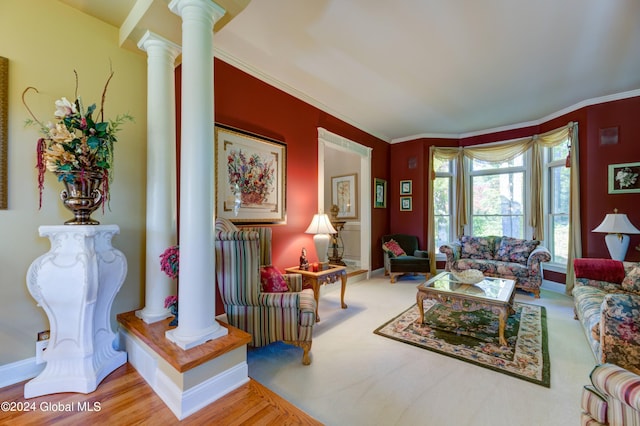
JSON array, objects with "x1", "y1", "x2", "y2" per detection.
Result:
[{"x1": 374, "y1": 300, "x2": 550, "y2": 387}]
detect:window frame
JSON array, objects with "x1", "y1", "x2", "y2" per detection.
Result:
[
  {"x1": 433, "y1": 157, "x2": 455, "y2": 260},
  {"x1": 543, "y1": 144, "x2": 570, "y2": 271}
]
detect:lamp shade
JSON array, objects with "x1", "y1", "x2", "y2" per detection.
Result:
[
  {"x1": 305, "y1": 214, "x2": 337, "y2": 235},
  {"x1": 592, "y1": 214, "x2": 640, "y2": 234}
]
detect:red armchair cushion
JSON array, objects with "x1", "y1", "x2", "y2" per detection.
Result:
[
  {"x1": 574, "y1": 258, "x2": 625, "y2": 284},
  {"x1": 260, "y1": 266, "x2": 289, "y2": 293}
]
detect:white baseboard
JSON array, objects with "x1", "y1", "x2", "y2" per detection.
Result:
[{"x1": 0, "y1": 357, "x2": 45, "y2": 389}]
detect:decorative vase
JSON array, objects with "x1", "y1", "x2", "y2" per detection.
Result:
[
  {"x1": 241, "y1": 191, "x2": 264, "y2": 205},
  {"x1": 58, "y1": 171, "x2": 104, "y2": 225}
]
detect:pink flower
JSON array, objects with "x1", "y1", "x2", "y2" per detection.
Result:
[{"x1": 164, "y1": 295, "x2": 178, "y2": 308}]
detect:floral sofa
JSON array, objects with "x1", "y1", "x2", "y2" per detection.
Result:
[
  {"x1": 439, "y1": 235, "x2": 551, "y2": 298},
  {"x1": 581, "y1": 363, "x2": 640, "y2": 426},
  {"x1": 573, "y1": 258, "x2": 640, "y2": 375}
]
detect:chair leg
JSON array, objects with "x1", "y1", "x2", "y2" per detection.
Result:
[
  {"x1": 285, "y1": 340, "x2": 312, "y2": 365},
  {"x1": 390, "y1": 273, "x2": 398, "y2": 283}
]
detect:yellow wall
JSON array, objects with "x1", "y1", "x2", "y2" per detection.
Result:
[{"x1": 0, "y1": 0, "x2": 147, "y2": 364}]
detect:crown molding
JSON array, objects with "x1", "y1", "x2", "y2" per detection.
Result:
[
  {"x1": 393, "y1": 88, "x2": 640, "y2": 143},
  {"x1": 212, "y1": 47, "x2": 392, "y2": 143}
]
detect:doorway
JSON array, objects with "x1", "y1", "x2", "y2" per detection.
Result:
[{"x1": 317, "y1": 128, "x2": 371, "y2": 275}]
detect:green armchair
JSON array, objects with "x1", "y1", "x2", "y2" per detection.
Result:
[{"x1": 382, "y1": 234, "x2": 430, "y2": 283}]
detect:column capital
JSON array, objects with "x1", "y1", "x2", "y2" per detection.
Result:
[
  {"x1": 137, "y1": 30, "x2": 181, "y2": 59},
  {"x1": 169, "y1": 0, "x2": 226, "y2": 22}
]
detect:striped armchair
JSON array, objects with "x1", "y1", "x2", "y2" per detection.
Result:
[
  {"x1": 581, "y1": 363, "x2": 640, "y2": 425},
  {"x1": 214, "y1": 218, "x2": 316, "y2": 365}
]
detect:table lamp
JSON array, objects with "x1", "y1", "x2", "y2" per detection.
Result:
[
  {"x1": 305, "y1": 213, "x2": 337, "y2": 263},
  {"x1": 592, "y1": 209, "x2": 640, "y2": 261}
]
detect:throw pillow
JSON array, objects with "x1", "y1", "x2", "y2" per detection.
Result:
[
  {"x1": 382, "y1": 239, "x2": 406, "y2": 258},
  {"x1": 573, "y1": 258, "x2": 626, "y2": 283},
  {"x1": 260, "y1": 266, "x2": 289, "y2": 293},
  {"x1": 460, "y1": 236, "x2": 495, "y2": 260},
  {"x1": 621, "y1": 265, "x2": 640, "y2": 294},
  {"x1": 495, "y1": 237, "x2": 540, "y2": 264}
]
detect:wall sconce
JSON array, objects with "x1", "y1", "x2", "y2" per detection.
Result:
[{"x1": 592, "y1": 209, "x2": 640, "y2": 261}]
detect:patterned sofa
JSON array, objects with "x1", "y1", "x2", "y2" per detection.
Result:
[
  {"x1": 573, "y1": 258, "x2": 640, "y2": 375},
  {"x1": 439, "y1": 235, "x2": 551, "y2": 298},
  {"x1": 581, "y1": 363, "x2": 640, "y2": 426}
]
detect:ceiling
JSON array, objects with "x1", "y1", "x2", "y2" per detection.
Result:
[{"x1": 60, "y1": 0, "x2": 640, "y2": 142}]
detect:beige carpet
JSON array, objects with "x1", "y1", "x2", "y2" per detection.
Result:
[{"x1": 246, "y1": 273, "x2": 595, "y2": 426}]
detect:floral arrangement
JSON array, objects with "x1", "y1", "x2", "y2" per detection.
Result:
[
  {"x1": 160, "y1": 245, "x2": 179, "y2": 279},
  {"x1": 227, "y1": 149, "x2": 274, "y2": 205},
  {"x1": 22, "y1": 69, "x2": 133, "y2": 208},
  {"x1": 616, "y1": 167, "x2": 639, "y2": 189},
  {"x1": 164, "y1": 295, "x2": 178, "y2": 326},
  {"x1": 160, "y1": 245, "x2": 179, "y2": 326}
]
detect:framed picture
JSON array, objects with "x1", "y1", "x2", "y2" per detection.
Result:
[
  {"x1": 215, "y1": 124, "x2": 286, "y2": 223},
  {"x1": 374, "y1": 178, "x2": 387, "y2": 208},
  {"x1": 609, "y1": 162, "x2": 640, "y2": 194},
  {"x1": 332, "y1": 173, "x2": 358, "y2": 219},
  {"x1": 400, "y1": 196, "x2": 412, "y2": 211},
  {"x1": 0, "y1": 56, "x2": 7, "y2": 210},
  {"x1": 400, "y1": 180, "x2": 412, "y2": 195}
]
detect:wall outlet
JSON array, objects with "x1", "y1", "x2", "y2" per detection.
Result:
[{"x1": 35, "y1": 330, "x2": 50, "y2": 365}]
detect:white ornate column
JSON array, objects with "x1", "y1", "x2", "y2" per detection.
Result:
[
  {"x1": 168, "y1": 0, "x2": 227, "y2": 349},
  {"x1": 24, "y1": 225, "x2": 127, "y2": 398},
  {"x1": 136, "y1": 31, "x2": 181, "y2": 324}
]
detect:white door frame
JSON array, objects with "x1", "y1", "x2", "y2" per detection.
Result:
[{"x1": 317, "y1": 128, "x2": 372, "y2": 274}]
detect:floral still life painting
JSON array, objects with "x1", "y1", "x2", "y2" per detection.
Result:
[
  {"x1": 215, "y1": 125, "x2": 286, "y2": 223},
  {"x1": 609, "y1": 162, "x2": 640, "y2": 194}
]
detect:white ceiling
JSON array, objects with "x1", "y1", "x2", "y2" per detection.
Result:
[{"x1": 60, "y1": 0, "x2": 640, "y2": 142}]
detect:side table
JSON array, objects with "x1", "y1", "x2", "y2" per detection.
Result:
[
  {"x1": 24, "y1": 225, "x2": 128, "y2": 398},
  {"x1": 285, "y1": 265, "x2": 347, "y2": 322}
]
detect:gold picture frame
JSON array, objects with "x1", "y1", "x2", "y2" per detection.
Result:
[
  {"x1": 332, "y1": 173, "x2": 358, "y2": 219},
  {"x1": 0, "y1": 56, "x2": 8, "y2": 209},
  {"x1": 400, "y1": 196, "x2": 412, "y2": 211},
  {"x1": 215, "y1": 124, "x2": 286, "y2": 223},
  {"x1": 374, "y1": 178, "x2": 387, "y2": 208}
]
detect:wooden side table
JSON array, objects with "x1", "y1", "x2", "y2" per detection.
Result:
[{"x1": 285, "y1": 265, "x2": 347, "y2": 322}]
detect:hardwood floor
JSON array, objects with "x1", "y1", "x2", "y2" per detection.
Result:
[{"x1": 0, "y1": 364, "x2": 322, "y2": 425}]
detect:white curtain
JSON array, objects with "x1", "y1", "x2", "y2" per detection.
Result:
[{"x1": 427, "y1": 123, "x2": 580, "y2": 289}]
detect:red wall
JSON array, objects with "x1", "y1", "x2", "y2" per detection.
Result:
[
  {"x1": 176, "y1": 61, "x2": 390, "y2": 313},
  {"x1": 390, "y1": 96, "x2": 640, "y2": 277}
]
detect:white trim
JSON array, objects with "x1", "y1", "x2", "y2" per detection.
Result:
[
  {"x1": 155, "y1": 362, "x2": 249, "y2": 420},
  {"x1": 214, "y1": 48, "x2": 391, "y2": 142},
  {"x1": 392, "y1": 88, "x2": 640, "y2": 143},
  {"x1": 318, "y1": 128, "x2": 373, "y2": 273},
  {"x1": 0, "y1": 358, "x2": 45, "y2": 389}
]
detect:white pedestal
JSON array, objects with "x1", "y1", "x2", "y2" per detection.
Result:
[{"x1": 24, "y1": 225, "x2": 128, "y2": 398}]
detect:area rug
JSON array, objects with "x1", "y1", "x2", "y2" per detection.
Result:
[{"x1": 374, "y1": 300, "x2": 550, "y2": 387}]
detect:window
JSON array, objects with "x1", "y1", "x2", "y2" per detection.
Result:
[
  {"x1": 469, "y1": 155, "x2": 526, "y2": 238},
  {"x1": 545, "y1": 144, "x2": 570, "y2": 264},
  {"x1": 433, "y1": 157, "x2": 454, "y2": 249}
]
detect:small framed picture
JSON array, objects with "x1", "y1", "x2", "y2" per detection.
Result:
[
  {"x1": 400, "y1": 180, "x2": 412, "y2": 195},
  {"x1": 609, "y1": 162, "x2": 640, "y2": 194},
  {"x1": 400, "y1": 196, "x2": 412, "y2": 211},
  {"x1": 374, "y1": 178, "x2": 387, "y2": 208}
]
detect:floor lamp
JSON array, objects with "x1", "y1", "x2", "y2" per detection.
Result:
[
  {"x1": 305, "y1": 213, "x2": 337, "y2": 263},
  {"x1": 593, "y1": 210, "x2": 640, "y2": 261}
]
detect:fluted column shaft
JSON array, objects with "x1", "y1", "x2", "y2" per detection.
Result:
[
  {"x1": 137, "y1": 31, "x2": 181, "y2": 324},
  {"x1": 167, "y1": 0, "x2": 227, "y2": 349}
]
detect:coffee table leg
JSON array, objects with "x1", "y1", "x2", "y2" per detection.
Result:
[
  {"x1": 416, "y1": 293, "x2": 425, "y2": 324},
  {"x1": 498, "y1": 308, "x2": 507, "y2": 346},
  {"x1": 340, "y1": 273, "x2": 348, "y2": 309}
]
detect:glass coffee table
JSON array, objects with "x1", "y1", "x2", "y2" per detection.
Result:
[{"x1": 416, "y1": 272, "x2": 516, "y2": 345}]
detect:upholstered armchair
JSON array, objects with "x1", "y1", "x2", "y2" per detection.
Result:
[
  {"x1": 382, "y1": 234, "x2": 430, "y2": 283},
  {"x1": 214, "y1": 218, "x2": 316, "y2": 365},
  {"x1": 581, "y1": 363, "x2": 640, "y2": 425}
]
